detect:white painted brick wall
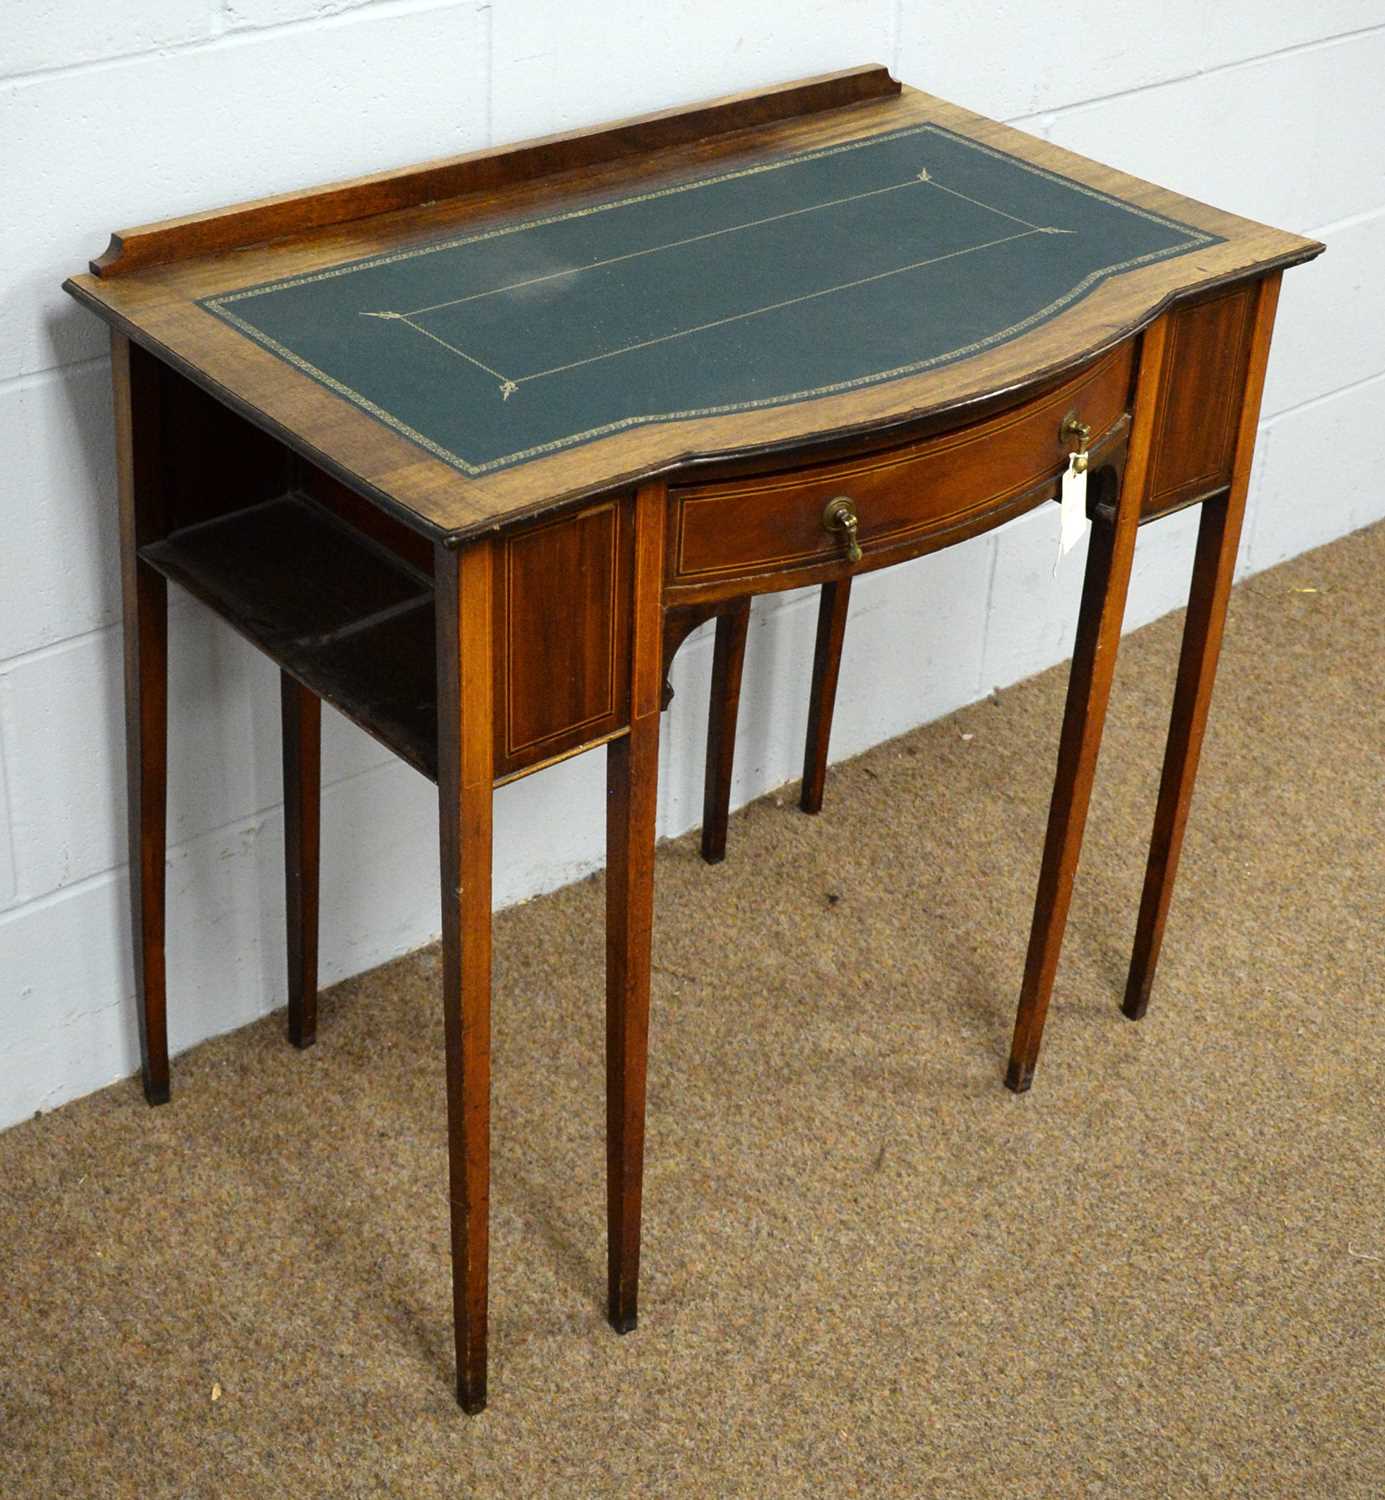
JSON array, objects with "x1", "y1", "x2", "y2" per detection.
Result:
[
  {"x1": 489, "y1": 0, "x2": 895, "y2": 140},
  {"x1": 1014, "y1": 31, "x2": 1385, "y2": 234},
  {"x1": 0, "y1": 363, "x2": 121, "y2": 657},
  {"x1": 1, "y1": 2, "x2": 1381, "y2": 1129},
  {"x1": 0, "y1": 1, "x2": 213, "y2": 79}
]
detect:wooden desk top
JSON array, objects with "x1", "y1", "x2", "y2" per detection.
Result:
[{"x1": 64, "y1": 67, "x2": 1320, "y2": 544}]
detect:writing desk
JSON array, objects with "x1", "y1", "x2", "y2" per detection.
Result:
[{"x1": 64, "y1": 66, "x2": 1321, "y2": 1412}]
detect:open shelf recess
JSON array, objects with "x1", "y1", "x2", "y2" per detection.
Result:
[{"x1": 141, "y1": 494, "x2": 440, "y2": 780}]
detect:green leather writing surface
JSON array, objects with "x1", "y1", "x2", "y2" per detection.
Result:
[{"x1": 201, "y1": 125, "x2": 1220, "y2": 476}]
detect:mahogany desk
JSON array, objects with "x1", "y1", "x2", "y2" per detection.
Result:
[{"x1": 63, "y1": 67, "x2": 1321, "y2": 1412}]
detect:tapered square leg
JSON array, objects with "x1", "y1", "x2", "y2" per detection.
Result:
[
  {"x1": 281, "y1": 674, "x2": 321, "y2": 1049},
  {"x1": 1122, "y1": 495, "x2": 1239, "y2": 1021},
  {"x1": 606, "y1": 482, "x2": 666, "y2": 1335},
  {"x1": 1123, "y1": 274, "x2": 1282, "y2": 1022},
  {"x1": 435, "y1": 541, "x2": 495, "y2": 1414},
  {"x1": 700, "y1": 600, "x2": 749, "y2": 864},
  {"x1": 800, "y1": 578, "x2": 851, "y2": 815},
  {"x1": 1006, "y1": 314, "x2": 1174, "y2": 1093},
  {"x1": 1006, "y1": 491, "x2": 1136, "y2": 1092},
  {"x1": 113, "y1": 334, "x2": 171, "y2": 1107},
  {"x1": 125, "y1": 558, "x2": 169, "y2": 1106},
  {"x1": 606, "y1": 725, "x2": 659, "y2": 1332}
]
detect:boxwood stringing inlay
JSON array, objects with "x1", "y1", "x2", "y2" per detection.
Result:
[{"x1": 199, "y1": 123, "x2": 1221, "y2": 476}]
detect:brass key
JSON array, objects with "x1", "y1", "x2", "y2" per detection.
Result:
[{"x1": 1060, "y1": 412, "x2": 1092, "y2": 473}]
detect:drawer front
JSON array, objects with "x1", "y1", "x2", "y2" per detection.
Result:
[{"x1": 668, "y1": 342, "x2": 1134, "y2": 595}]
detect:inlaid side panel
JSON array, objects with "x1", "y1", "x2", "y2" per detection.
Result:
[
  {"x1": 1144, "y1": 284, "x2": 1257, "y2": 518},
  {"x1": 494, "y1": 499, "x2": 632, "y2": 777}
]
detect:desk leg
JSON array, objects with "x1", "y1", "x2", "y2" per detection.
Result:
[
  {"x1": 700, "y1": 599, "x2": 749, "y2": 864},
  {"x1": 801, "y1": 578, "x2": 852, "y2": 815},
  {"x1": 125, "y1": 560, "x2": 169, "y2": 1105},
  {"x1": 1006, "y1": 315, "x2": 1173, "y2": 1093},
  {"x1": 1123, "y1": 273, "x2": 1282, "y2": 1022},
  {"x1": 606, "y1": 482, "x2": 666, "y2": 1334},
  {"x1": 113, "y1": 335, "x2": 170, "y2": 1107},
  {"x1": 435, "y1": 540, "x2": 495, "y2": 1414},
  {"x1": 281, "y1": 675, "x2": 321, "y2": 1049}
]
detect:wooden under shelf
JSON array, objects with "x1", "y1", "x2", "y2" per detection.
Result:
[{"x1": 141, "y1": 494, "x2": 439, "y2": 779}]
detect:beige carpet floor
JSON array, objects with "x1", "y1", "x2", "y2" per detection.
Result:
[{"x1": 1, "y1": 523, "x2": 1381, "y2": 1499}]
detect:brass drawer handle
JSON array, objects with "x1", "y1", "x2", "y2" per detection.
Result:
[{"x1": 822, "y1": 495, "x2": 862, "y2": 563}]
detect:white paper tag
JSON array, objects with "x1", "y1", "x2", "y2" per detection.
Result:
[{"x1": 1055, "y1": 454, "x2": 1089, "y2": 573}]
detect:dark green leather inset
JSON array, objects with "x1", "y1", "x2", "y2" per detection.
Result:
[{"x1": 201, "y1": 125, "x2": 1220, "y2": 476}]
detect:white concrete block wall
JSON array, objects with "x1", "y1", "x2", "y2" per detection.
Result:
[{"x1": 1, "y1": 2, "x2": 1381, "y2": 1129}]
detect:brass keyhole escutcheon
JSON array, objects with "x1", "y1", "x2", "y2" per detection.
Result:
[{"x1": 822, "y1": 494, "x2": 863, "y2": 564}]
